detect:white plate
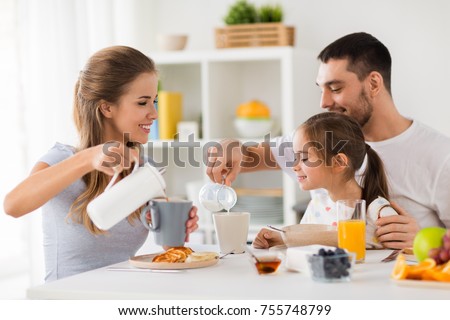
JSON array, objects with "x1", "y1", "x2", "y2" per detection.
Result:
[{"x1": 391, "y1": 278, "x2": 450, "y2": 289}]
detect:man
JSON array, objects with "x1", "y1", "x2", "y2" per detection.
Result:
[{"x1": 207, "y1": 32, "x2": 450, "y2": 249}]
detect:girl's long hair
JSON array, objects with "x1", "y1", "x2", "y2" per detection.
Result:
[
  {"x1": 71, "y1": 46, "x2": 156, "y2": 235},
  {"x1": 301, "y1": 112, "x2": 389, "y2": 205}
]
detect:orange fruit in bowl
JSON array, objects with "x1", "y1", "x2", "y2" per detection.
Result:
[{"x1": 236, "y1": 100, "x2": 270, "y2": 119}]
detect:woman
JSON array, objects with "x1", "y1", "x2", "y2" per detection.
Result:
[{"x1": 4, "y1": 46, "x2": 199, "y2": 281}]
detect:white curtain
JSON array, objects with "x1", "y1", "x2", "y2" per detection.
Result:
[
  {"x1": 0, "y1": 0, "x2": 156, "y2": 296},
  {"x1": 19, "y1": 0, "x2": 156, "y2": 160},
  {"x1": 0, "y1": 0, "x2": 29, "y2": 291}
]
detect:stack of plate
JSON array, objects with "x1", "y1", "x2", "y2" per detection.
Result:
[{"x1": 231, "y1": 192, "x2": 283, "y2": 225}]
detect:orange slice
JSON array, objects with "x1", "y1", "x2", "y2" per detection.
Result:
[
  {"x1": 407, "y1": 258, "x2": 436, "y2": 280},
  {"x1": 427, "y1": 269, "x2": 450, "y2": 282},
  {"x1": 441, "y1": 261, "x2": 450, "y2": 274},
  {"x1": 421, "y1": 269, "x2": 436, "y2": 281},
  {"x1": 391, "y1": 254, "x2": 408, "y2": 280},
  {"x1": 421, "y1": 264, "x2": 445, "y2": 281}
]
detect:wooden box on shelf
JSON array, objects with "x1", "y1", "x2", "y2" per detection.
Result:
[{"x1": 215, "y1": 22, "x2": 295, "y2": 49}]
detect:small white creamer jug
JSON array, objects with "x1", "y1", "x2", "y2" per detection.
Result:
[
  {"x1": 87, "y1": 160, "x2": 166, "y2": 230},
  {"x1": 198, "y1": 182, "x2": 237, "y2": 212}
]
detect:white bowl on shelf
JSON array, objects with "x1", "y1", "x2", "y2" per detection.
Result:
[
  {"x1": 156, "y1": 34, "x2": 188, "y2": 51},
  {"x1": 234, "y1": 118, "x2": 274, "y2": 138}
]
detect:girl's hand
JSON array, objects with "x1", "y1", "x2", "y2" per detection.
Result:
[
  {"x1": 185, "y1": 206, "x2": 199, "y2": 242},
  {"x1": 253, "y1": 228, "x2": 284, "y2": 249},
  {"x1": 91, "y1": 141, "x2": 139, "y2": 176}
]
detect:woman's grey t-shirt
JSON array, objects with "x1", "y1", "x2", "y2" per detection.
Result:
[{"x1": 39, "y1": 143, "x2": 148, "y2": 282}]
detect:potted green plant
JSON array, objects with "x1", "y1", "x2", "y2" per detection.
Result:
[
  {"x1": 223, "y1": 0, "x2": 258, "y2": 25},
  {"x1": 258, "y1": 4, "x2": 283, "y2": 23},
  {"x1": 216, "y1": 0, "x2": 294, "y2": 48}
]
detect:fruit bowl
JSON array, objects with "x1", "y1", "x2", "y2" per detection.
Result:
[
  {"x1": 156, "y1": 34, "x2": 188, "y2": 51},
  {"x1": 233, "y1": 118, "x2": 274, "y2": 138},
  {"x1": 307, "y1": 248, "x2": 355, "y2": 282}
]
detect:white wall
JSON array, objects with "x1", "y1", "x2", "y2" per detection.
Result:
[{"x1": 149, "y1": 0, "x2": 450, "y2": 136}]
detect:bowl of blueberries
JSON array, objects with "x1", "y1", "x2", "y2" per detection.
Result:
[{"x1": 307, "y1": 247, "x2": 355, "y2": 282}]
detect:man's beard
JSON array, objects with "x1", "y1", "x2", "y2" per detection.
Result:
[{"x1": 350, "y1": 88, "x2": 373, "y2": 128}]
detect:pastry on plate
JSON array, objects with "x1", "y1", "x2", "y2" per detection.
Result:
[
  {"x1": 186, "y1": 252, "x2": 219, "y2": 263},
  {"x1": 152, "y1": 247, "x2": 194, "y2": 263}
]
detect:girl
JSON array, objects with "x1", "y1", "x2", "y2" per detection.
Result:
[
  {"x1": 253, "y1": 112, "x2": 391, "y2": 248},
  {"x1": 4, "y1": 46, "x2": 199, "y2": 281}
]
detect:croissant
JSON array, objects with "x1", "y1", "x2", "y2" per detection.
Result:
[{"x1": 152, "y1": 247, "x2": 194, "y2": 263}]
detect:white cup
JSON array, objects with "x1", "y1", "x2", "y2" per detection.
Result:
[
  {"x1": 87, "y1": 161, "x2": 166, "y2": 230},
  {"x1": 213, "y1": 212, "x2": 250, "y2": 254}
]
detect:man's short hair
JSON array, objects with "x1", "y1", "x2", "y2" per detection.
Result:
[{"x1": 318, "y1": 32, "x2": 392, "y2": 95}]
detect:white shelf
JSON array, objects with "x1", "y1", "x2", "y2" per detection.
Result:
[
  {"x1": 147, "y1": 47, "x2": 312, "y2": 243},
  {"x1": 152, "y1": 47, "x2": 294, "y2": 64}
]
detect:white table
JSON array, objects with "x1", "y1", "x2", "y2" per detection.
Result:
[{"x1": 27, "y1": 245, "x2": 449, "y2": 299}]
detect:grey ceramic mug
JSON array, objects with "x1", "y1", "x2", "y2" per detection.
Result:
[{"x1": 141, "y1": 199, "x2": 192, "y2": 247}]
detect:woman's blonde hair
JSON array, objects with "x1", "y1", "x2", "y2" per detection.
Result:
[{"x1": 71, "y1": 46, "x2": 157, "y2": 235}]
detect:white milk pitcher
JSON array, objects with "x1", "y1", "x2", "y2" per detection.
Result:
[
  {"x1": 198, "y1": 182, "x2": 237, "y2": 212},
  {"x1": 87, "y1": 160, "x2": 166, "y2": 230}
]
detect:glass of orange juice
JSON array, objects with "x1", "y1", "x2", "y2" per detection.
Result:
[{"x1": 337, "y1": 199, "x2": 366, "y2": 263}]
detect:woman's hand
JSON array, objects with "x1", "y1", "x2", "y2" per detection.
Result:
[
  {"x1": 253, "y1": 228, "x2": 284, "y2": 249},
  {"x1": 185, "y1": 206, "x2": 199, "y2": 242},
  {"x1": 91, "y1": 141, "x2": 139, "y2": 176},
  {"x1": 4, "y1": 142, "x2": 139, "y2": 218},
  {"x1": 144, "y1": 207, "x2": 152, "y2": 225}
]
